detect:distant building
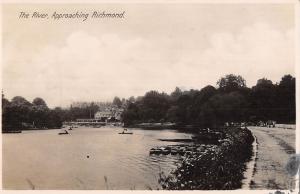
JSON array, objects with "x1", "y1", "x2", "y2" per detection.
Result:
[
  {"x1": 94, "y1": 106, "x2": 124, "y2": 122},
  {"x1": 94, "y1": 111, "x2": 113, "y2": 121}
]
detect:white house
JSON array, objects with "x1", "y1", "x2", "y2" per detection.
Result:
[{"x1": 94, "y1": 111, "x2": 113, "y2": 120}]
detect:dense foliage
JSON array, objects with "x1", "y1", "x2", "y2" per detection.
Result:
[
  {"x1": 2, "y1": 94, "x2": 127, "y2": 131},
  {"x1": 158, "y1": 127, "x2": 254, "y2": 190},
  {"x1": 2, "y1": 95, "x2": 64, "y2": 131},
  {"x1": 122, "y1": 74, "x2": 295, "y2": 127}
]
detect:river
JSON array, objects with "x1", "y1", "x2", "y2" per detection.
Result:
[{"x1": 2, "y1": 126, "x2": 193, "y2": 190}]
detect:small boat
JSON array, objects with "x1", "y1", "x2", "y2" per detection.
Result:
[
  {"x1": 118, "y1": 128, "x2": 133, "y2": 135},
  {"x1": 58, "y1": 130, "x2": 69, "y2": 135},
  {"x1": 118, "y1": 132, "x2": 133, "y2": 135}
]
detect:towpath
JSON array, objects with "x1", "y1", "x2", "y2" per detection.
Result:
[{"x1": 247, "y1": 126, "x2": 295, "y2": 189}]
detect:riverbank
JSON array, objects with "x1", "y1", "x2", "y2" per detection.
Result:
[
  {"x1": 158, "y1": 127, "x2": 254, "y2": 190},
  {"x1": 127, "y1": 122, "x2": 177, "y2": 129},
  {"x1": 127, "y1": 123, "x2": 219, "y2": 132}
]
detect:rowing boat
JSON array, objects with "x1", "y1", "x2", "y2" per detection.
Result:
[{"x1": 118, "y1": 132, "x2": 133, "y2": 135}]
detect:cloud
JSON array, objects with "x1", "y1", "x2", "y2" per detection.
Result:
[
  {"x1": 174, "y1": 22, "x2": 294, "y2": 88},
  {"x1": 3, "y1": 22, "x2": 294, "y2": 107},
  {"x1": 3, "y1": 31, "x2": 172, "y2": 106}
]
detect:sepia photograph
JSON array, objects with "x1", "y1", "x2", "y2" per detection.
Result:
[{"x1": 1, "y1": 2, "x2": 297, "y2": 191}]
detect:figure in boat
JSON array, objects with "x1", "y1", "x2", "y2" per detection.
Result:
[
  {"x1": 58, "y1": 129, "x2": 69, "y2": 135},
  {"x1": 118, "y1": 128, "x2": 133, "y2": 135}
]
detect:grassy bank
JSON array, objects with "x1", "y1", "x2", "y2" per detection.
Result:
[{"x1": 158, "y1": 127, "x2": 254, "y2": 190}]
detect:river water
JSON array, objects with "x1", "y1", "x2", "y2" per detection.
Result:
[{"x1": 2, "y1": 126, "x2": 193, "y2": 190}]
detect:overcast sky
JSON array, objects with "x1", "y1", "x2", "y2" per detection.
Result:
[{"x1": 2, "y1": 3, "x2": 295, "y2": 108}]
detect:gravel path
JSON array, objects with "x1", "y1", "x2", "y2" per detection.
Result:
[{"x1": 247, "y1": 126, "x2": 295, "y2": 190}]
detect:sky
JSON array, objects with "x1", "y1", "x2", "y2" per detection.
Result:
[{"x1": 2, "y1": 3, "x2": 295, "y2": 108}]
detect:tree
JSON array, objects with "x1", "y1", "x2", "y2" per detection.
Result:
[
  {"x1": 175, "y1": 94, "x2": 193, "y2": 124},
  {"x1": 249, "y1": 78, "x2": 276, "y2": 121},
  {"x1": 279, "y1": 74, "x2": 295, "y2": 88},
  {"x1": 128, "y1": 96, "x2": 135, "y2": 103},
  {"x1": 140, "y1": 91, "x2": 171, "y2": 122},
  {"x1": 217, "y1": 74, "x2": 246, "y2": 93},
  {"x1": 121, "y1": 98, "x2": 126, "y2": 106},
  {"x1": 2, "y1": 95, "x2": 67, "y2": 130},
  {"x1": 32, "y1": 97, "x2": 48, "y2": 108},
  {"x1": 200, "y1": 92, "x2": 248, "y2": 126},
  {"x1": 30, "y1": 105, "x2": 49, "y2": 128},
  {"x1": 30, "y1": 97, "x2": 50, "y2": 128},
  {"x1": 276, "y1": 75, "x2": 295, "y2": 123},
  {"x1": 256, "y1": 78, "x2": 273, "y2": 86},
  {"x1": 194, "y1": 86, "x2": 217, "y2": 104},
  {"x1": 2, "y1": 92, "x2": 10, "y2": 110},
  {"x1": 166, "y1": 105, "x2": 180, "y2": 122},
  {"x1": 121, "y1": 74, "x2": 295, "y2": 128},
  {"x1": 113, "y1": 97, "x2": 122, "y2": 108},
  {"x1": 170, "y1": 87, "x2": 183, "y2": 101},
  {"x1": 190, "y1": 85, "x2": 217, "y2": 124},
  {"x1": 11, "y1": 96, "x2": 32, "y2": 106},
  {"x1": 4, "y1": 96, "x2": 33, "y2": 129},
  {"x1": 2, "y1": 93, "x2": 11, "y2": 131},
  {"x1": 122, "y1": 102, "x2": 140, "y2": 126},
  {"x1": 46, "y1": 107, "x2": 63, "y2": 128},
  {"x1": 89, "y1": 102, "x2": 99, "y2": 118}
]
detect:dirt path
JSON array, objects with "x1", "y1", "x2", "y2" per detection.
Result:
[{"x1": 247, "y1": 126, "x2": 295, "y2": 190}]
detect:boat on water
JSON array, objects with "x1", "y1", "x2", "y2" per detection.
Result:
[
  {"x1": 118, "y1": 132, "x2": 133, "y2": 135},
  {"x1": 118, "y1": 128, "x2": 133, "y2": 135},
  {"x1": 58, "y1": 129, "x2": 69, "y2": 135}
]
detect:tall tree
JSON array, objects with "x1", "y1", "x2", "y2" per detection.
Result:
[
  {"x1": 10, "y1": 96, "x2": 32, "y2": 127},
  {"x1": 2, "y1": 93, "x2": 11, "y2": 131},
  {"x1": 276, "y1": 75, "x2": 296, "y2": 123},
  {"x1": 113, "y1": 96, "x2": 122, "y2": 108},
  {"x1": 170, "y1": 87, "x2": 183, "y2": 102},
  {"x1": 249, "y1": 78, "x2": 276, "y2": 122},
  {"x1": 11, "y1": 96, "x2": 32, "y2": 106},
  {"x1": 140, "y1": 91, "x2": 171, "y2": 122},
  {"x1": 32, "y1": 97, "x2": 48, "y2": 108},
  {"x1": 217, "y1": 74, "x2": 246, "y2": 93}
]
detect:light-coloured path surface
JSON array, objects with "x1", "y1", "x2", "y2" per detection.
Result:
[{"x1": 248, "y1": 126, "x2": 295, "y2": 190}]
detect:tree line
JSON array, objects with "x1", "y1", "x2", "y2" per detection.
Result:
[
  {"x1": 2, "y1": 96, "x2": 64, "y2": 131},
  {"x1": 2, "y1": 74, "x2": 295, "y2": 131},
  {"x1": 122, "y1": 74, "x2": 295, "y2": 128},
  {"x1": 1, "y1": 94, "x2": 126, "y2": 131}
]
